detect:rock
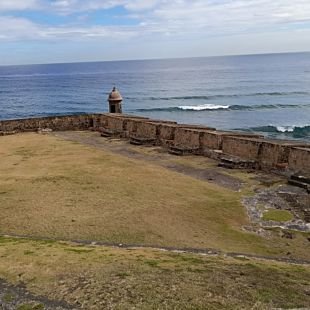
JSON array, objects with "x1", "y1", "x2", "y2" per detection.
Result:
[{"x1": 37, "y1": 128, "x2": 53, "y2": 134}]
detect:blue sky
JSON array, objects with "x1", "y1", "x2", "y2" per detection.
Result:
[{"x1": 0, "y1": 0, "x2": 310, "y2": 65}]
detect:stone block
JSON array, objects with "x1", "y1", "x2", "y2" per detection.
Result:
[
  {"x1": 288, "y1": 147, "x2": 310, "y2": 174},
  {"x1": 174, "y1": 127, "x2": 203, "y2": 150},
  {"x1": 222, "y1": 136, "x2": 263, "y2": 161},
  {"x1": 259, "y1": 141, "x2": 309, "y2": 168}
]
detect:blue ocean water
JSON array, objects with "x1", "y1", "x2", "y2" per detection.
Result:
[{"x1": 0, "y1": 52, "x2": 310, "y2": 141}]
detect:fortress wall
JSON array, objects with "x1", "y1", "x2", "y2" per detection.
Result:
[
  {"x1": 259, "y1": 141, "x2": 286, "y2": 167},
  {"x1": 106, "y1": 115, "x2": 126, "y2": 131},
  {"x1": 125, "y1": 118, "x2": 141, "y2": 134},
  {"x1": 105, "y1": 114, "x2": 149, "y2": 132},
  {"x1": 201, "y1": 131, "x2": 225, "y2": 150},
  {"x1": 222, "y1": 136, "x2": 263, "y2": 161},
  {"x1": 92, "y1": 114, "x2": 109, "y2": 129},
  {"x1": 288, "y1": 147, "x2": 310, "y2": 174},
  {"x1": 158, "y1": 124, "x2": 178, "y2": 141},
  {"x1": 0, "y1": 114, "x2": 97, "y2": 133},
  {"x1": 174, "y1": 128, "x2": 203, "y2": 150},
  {"x1": 135, "y1": 121, "x2": 159, "y2": 139},
  {"x1": 1, "y1": 113, "x2": 309, "y2": 174},
  {"x1": 258, "y1": 141, "x2": 308, "y2": 168},
  {"x1": 201, "y1": 131, "x2": 264, "y2": 151},
  {"x1": 178, "y1": 124, "x2": 216, "y2": 131}
]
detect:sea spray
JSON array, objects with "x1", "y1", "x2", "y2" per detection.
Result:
[
  {"x1": 236, "y1": 125, "x2": 310, "y2": 139},
  {"x1": 135, "y1": 103, "x2": 309, "y2": 112}
]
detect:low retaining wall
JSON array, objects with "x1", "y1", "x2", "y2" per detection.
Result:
[
  {"x1": 222, "y1": 136, "x2": 263, "y2": 161},
  {"x1": 201, "y1": 131, "x2": 263, "y2": 151},
  {"x1": 0, "y1": 114, "x2": 98, "y2": 133},
  {"x1": 0, "y1": 113, "x2": 309, "y2": 174},
  {"x1": 135, "y1": 121, "x2": 159, "y2": 139},
  {"x1": 259, "y1": 141, "x2": 309, "y2": 168},
  {"x1": 288, "y1": 147, "x2": 310, "y2": 173},
  {"x1": 174, "y1": 128, "x2": 203, "y2": 150}
]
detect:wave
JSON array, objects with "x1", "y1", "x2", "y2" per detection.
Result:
[
  {"x1": 135, "y1": 103, "x2": 309, "y2": 112},
  {"x1": 134, "y1": 91, "x2": 310, "y2": 101},
  {"x1": 237, "y1": 125, "x2": 310, "y2": 139}
]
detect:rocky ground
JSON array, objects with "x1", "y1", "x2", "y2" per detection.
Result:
[
  {"x1": 243, "y1": 185, "x2": 310, "y2": 232},
  {"x1": 0, "y1": 279, "x2": 73, "y2": 310}
]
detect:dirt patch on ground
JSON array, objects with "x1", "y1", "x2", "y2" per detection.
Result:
[
  {"x1": 0, "y1": 278, "x2": 73, "y2": 310},
  {"x1": 54, "y1": 131, "x2": 243, "y2": 191}
]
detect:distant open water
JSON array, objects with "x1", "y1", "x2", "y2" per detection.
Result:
[{"x1": 0, "y1": 52, "x2": 310, "y2": 141}]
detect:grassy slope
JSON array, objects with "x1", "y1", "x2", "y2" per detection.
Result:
[
  {"x1": 0, "y1": 237, "x2": 309, "y2": 310},
  {"x1": 0, "y1": 133, "x2": 309, "y2": 259}
]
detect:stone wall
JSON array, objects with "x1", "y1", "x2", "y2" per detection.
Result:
[
  {"x1": 0, "y1": 113, "x2": 309, "y2": 174},
  {"x1": 259, "y1": 141, "x2": 309, "y2": 168},
  {"x1": 0, "y1": 114, "x2": 98, "y2": 133},
  {"x1": 92, "y1": 114, "x2": 109, "y2": 129},
  {"x1": 158, "y1": 124, "x2": 177, "y2": 140},
  {"x1": 222, "y1": 136, "x2": 264, "y2": 161},
  {"x1": 135, "y1": 121, "x2": 159, "y2": 139},
  {"x1": 174, "y1": 128, "x2": 203, "y2": 150},
  {"x1": 288, "y1": 147, "x2": 310, "y2": 173}
]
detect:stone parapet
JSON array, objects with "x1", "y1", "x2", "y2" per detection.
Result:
[
  {"x1": 0, "y1": 113, "x2": 309, "y2": 174},
  {"x1": 288, "y1": 147, "x2": 310, "y2": 174},
  {"x1": 0, "y1": 114, "x2": 99, "y2": 133},
  {"x1": 174, "y1": 127, "x2": 204, "y2": 151},
  {"x1": 222, "y1": 136, "x2": 264, "y2": 161},
  {"x1": 259, "y1": 141, "x2": 309, "y2": 169}
]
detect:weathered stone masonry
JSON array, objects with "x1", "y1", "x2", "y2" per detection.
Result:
[{"x1": 0, "y1": 113, "x2": 309, "y2": 175}]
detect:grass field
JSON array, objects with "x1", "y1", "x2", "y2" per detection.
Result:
[
  {"x1": 0, "y1": 132, "x2": 309, "y2": 259},
  {"x1": 0, "y1": 236, "x2": 309, "y2": 309},
  {"x1": 0, "y1": 132, "x2": 309, "y2": 309}
]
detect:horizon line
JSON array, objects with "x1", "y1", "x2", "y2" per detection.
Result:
[{"x1": 1, "y1": 50, "x2": 310, "y2": 68}]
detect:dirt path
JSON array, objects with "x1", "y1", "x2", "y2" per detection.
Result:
[
  {"x1": 2, "y1": 233, "x2": 309, "y2": 266},
  {"x1": 53, "y1": 131, "x2": 243, "y2": 191},
  {"x1": 0, "y1": 279, "x2": 74, "y2": 310}
]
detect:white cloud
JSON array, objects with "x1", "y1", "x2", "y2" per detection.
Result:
[
  {"x1": 0, "y1": 16, "x2": 40, "y2": 39},
  {"x1": 0, "y1": 1, "x2": 310, "y2": 43},
  {"x1": 0, "y1": 16, "x2": 138, "y2": 41},
  {"x1": 50, "y1": 0, "x2": 124, "y2": 14},
  {"x1": 0, "y1": 0, "x2": 40, "y2": 11},
  {"x1": 124, "y1": 0, "x2": 161, "y2": 11}
]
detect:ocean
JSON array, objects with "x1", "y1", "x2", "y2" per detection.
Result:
[{"x1": 0, "y1": 52, "x2": 310, "y2": 141}]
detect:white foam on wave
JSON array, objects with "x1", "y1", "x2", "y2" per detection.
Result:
[
  {"x1": 178, "y1": 104, "x2": 230, "y2": 111},
  {"x1": 276, "y1": 126, "x2": 296, "y2": 132}
]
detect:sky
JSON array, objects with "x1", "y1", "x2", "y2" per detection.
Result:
[{"x1": 0, "y1": 0, "x2": 310, "y2": 65}]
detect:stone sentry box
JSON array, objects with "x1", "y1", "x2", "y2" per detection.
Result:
[{"x1": 108, "y1": 87, "x2": 123, "y2": 114}]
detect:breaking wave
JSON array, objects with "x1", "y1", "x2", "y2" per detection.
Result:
[
  {"x1": 237, "y1": 125, "x2": 310, "y2": 139},
  {"x1": 135, "y1": 103, "x2": 309, "y2": 112},
  {"x1": 135, "y1": 91, "x2": 310, "y2": 101}
]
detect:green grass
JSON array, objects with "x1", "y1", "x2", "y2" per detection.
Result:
[
  {"x1": 0, "y1": 237, "x2": 308, "y2": 310},
  {"x1": 3, "y1": 293, "x2": 15, "y2": 303},
  {"x1": 262, "y1": 209, "x2": 294, "y2": 222},
  {"x1": 17, "y1": 303, "x2": 44, "y2": 310},
  {"x1": 0, "y1": 133, "x2": 309, "y2": 261}
]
